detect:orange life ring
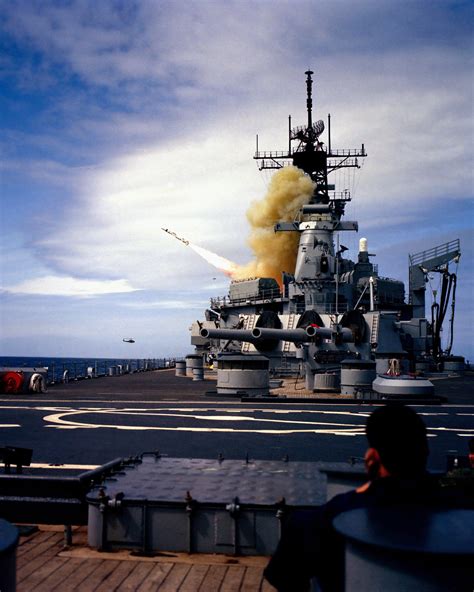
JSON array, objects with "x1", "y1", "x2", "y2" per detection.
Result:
[{"x1": 0, "y1": 371, "x2": 24, "y2": 393}]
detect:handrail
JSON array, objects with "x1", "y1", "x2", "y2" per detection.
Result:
[
  {"x1": 409, "y1": 239, "x2": 460, "y2": 266},
  {"x1": 210, "y1": 288, "x2": 283, "y2": 308}
]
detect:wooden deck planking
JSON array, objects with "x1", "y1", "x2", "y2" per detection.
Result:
[
  {"x1": 16, "y1": 531, "x2": 59, "y2": 560},
  {"x1": 116, "y1": 562, "x2": 157, "y2": 591},
  {"x1": 197, "y1": 564, "x2": 228, "y2": 591},
  {"x1": 32, "y1": 558, "x2": 88, "y2": 592},
  {"x1": 241, "y1": 566, "x2": 267, "y2": 592},
  {"x1": 17, "y1": 535, "x2": 64, "y2": 582},
  {"x1": 16, "y1": 529, "x2": 56, "y2": 554},
  {"x1": 179, "y1": 564, "x2": 210, "y2": 591},
  {"x1": 16, "y1": 527, "x2": 272, "y2": 591},
  {"x1": 17, "y1": 556, "x2": 66, "y2": 591},
  {"x1": 76, "y1": 560, "x2": 122, "y2": 592},
  {"x1": 219, "y1": 565, "x2": 246, "y2": 591},
  {"x1": 136, "y1": 563, "x2": 174, "y2": 591},
  {"x1": 156, "y1": 563, "x2": 192, "y2": 591},
  {"x1": 94, "y1": 560, "x2": 139, "y2": 592}
]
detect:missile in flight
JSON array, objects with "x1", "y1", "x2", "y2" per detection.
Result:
[{"x1": 161, "y1": 228, "x2": 190, "y2": 246}]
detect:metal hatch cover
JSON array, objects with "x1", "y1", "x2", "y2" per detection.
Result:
[
  {"x1": 87, "y1": 456, "x2": 327, "y2": 555},
  {"x1": 88, "y1": 456, "x2": 324, "y2": 506}
]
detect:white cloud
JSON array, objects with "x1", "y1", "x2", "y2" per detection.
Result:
[
  {"x1": 34, "y1": 125, "x2": 262, "y2": 291},
  {"x1": 2, "y1": 275, "x2": 140, "y2": 297}
]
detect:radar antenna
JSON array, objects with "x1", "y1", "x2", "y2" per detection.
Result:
[{"x1": 254, "y1": 70, "x2": 367, "y2": 209}]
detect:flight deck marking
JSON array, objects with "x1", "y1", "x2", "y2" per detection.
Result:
[
  {"x1": 39, "y1": 408, "x2": 474, "y2": 438},
  {"x1": 0, "y1": 404, "x2": 470, "y2": 437},
  {"x1": 42, "y1": 409, "x2": 367, "y2": 435}
]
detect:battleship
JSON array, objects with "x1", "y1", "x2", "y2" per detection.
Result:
[
  {"x1": 1, "y1": 71, "x2": 472, "y2": 592},
  {"x1": 182, "y1": 70, "x2": 463, "y2": 398}
]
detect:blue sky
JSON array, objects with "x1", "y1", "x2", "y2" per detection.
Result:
[{"x1": 0, "y1": 0, "x2": 472, "y2": 359}]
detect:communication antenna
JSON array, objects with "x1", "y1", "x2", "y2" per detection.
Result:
[{"x1": 312, "y1": 120, "x2": 325, "y2": 138}]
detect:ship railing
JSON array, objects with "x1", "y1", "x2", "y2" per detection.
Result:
[
  {"x1": 0, "y1": 457, "x2": 125, "y2": 538},
  {"x1": 210, "y1": 289, "x2": 283, "y2": 308},
  {"x1": 41, "y1": 358, "x2": 176, "y2": 385},
  {"x1": 288, "y1": 302, "x2": 350, "y2": 315},
  {"x1": 328, "y1": 148, "x2": 367, "y2": 157},
  {"x1": 409, "y1": 239, "x2": 460, "y2": 267},
  {"x1": 254, "y1": 150, "x2": 289, "y2": 159},
  {"x1": 255, "y1": 148, "x2": 367, "y2": 159},
  {"x1": 329, "y1": 191, "x2": 352, "y2": 201},
  {"x1": 327, "y1": 157, "x2": 361, "y2": 169}
]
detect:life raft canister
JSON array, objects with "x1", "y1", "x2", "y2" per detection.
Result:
[{"x1": 0, "y1": 371, "x2": 24, "y2": 393}]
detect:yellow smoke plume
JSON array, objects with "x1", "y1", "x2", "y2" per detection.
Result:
[{"x1": 233, "y1": 166, "x2": 315, "y2": 284}]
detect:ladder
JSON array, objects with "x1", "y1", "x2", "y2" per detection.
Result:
[
  {"x1": 370, "y1": 312, "x2": 380, "y2": 347},
  {"x1": 242, "y1": 315, "x2": 256, "y2": 352},
  {"x1": 283, "y1": 313, "x2": 297, "y2": 353}
]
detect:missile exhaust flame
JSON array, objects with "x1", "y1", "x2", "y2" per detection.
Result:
[{"x1": 162, "y1": 228, "x2": 238, "y2": 276}]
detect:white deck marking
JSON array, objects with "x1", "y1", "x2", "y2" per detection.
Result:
[
  {"x1": 29, "y1": 462, "x2": 99, "y2": 470},
  {"x1": 42, "y1": 409, "x2": 367, "y2": 435},
  {"x1": 0, "y1": 403, "x2": 470, "y2": 439},
  {"x1": 0, "y1": 424, "x2": 20, "y2": 428}
]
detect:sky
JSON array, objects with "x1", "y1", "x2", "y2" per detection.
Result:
[{"x1": 0, "y1": 0, "x2": 472, "y2": 360}]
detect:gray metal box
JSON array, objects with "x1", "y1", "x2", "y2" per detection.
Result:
[{"x1": 87, "y1": 456, "x2": 324, "y2": 556}]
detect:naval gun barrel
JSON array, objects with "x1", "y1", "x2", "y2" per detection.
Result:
[
  {"x1": 200, "y1": 328, "x2": 258, "y2": 342},
  {"x1": 306, "y1": 325, "x2": 354, "y2": 342},
  {"x1": 251, "y1": 328, "x2": 309, "y2": 342},
  {"x1": 252, "y1": 326, "x2": 350, "y2": 342},
  {"x1": 200, "y1": 325, "x2": 354, "y2": 344}
]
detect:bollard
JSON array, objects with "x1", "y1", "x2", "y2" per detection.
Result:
[
  {"x1": 175, "y1": 361, "x2": 186, "y2": 377},
  {"x1": 185, "y1": 354, "x2": 204, "y2": 377},
  {"x1": 192, "y1": 367, "x2": 204, "y2": 381}
]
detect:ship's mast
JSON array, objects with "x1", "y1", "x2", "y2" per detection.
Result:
[
  {"x1": 306, "y1": 69, "x2": 313, "y2": 131},
  {"x1": 254, "y1": 70, "x2": 366, "y2": 213},
  {"x1": 254, "y1": 70, "x2": 368, "y2": 313}
]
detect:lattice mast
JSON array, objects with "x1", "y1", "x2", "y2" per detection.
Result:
[{"x1": 254, "y1": 70, "x2": 366, "y2": 214}]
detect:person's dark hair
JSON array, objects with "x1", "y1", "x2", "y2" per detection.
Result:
[{"x1": 365, "y1": 404, "x2": 428, "y2": 477}]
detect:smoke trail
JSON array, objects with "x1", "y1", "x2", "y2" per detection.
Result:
[
  {"x1": 233, "y1": 166, "x2": 315, "y2": 284},
  {"x1": 189, "y1": 244, "x2": 238, "y2": 276}
]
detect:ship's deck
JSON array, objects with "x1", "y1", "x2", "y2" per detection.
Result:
[
  {"x1": 16, "y1": 525, "x2": 272, "y2": 592},
  {"x1": 7, "y1": 369, "x2": 473, "y2": 591},
  {"x1": 26, "y1": 366, "x2": 474, "y2": 404}
]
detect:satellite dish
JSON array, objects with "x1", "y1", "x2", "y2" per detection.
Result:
[
  {"x1": 312, "y1": 120, "x2": 325, "y2": 138},
  {"x1": 123, "y1": 338, "x2": 135, "y2": 343}
]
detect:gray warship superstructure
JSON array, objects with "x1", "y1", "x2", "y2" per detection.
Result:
[{"x1": 190, "y1": 71, "x2": 461, "y2": 390}]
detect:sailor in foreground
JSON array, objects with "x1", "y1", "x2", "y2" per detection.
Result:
[{"x1": 264, "y1": 404, "x2": 468, "y2": 592}]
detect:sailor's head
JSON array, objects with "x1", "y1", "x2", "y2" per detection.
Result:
[{"x1": 365, "y1": 404, "x2": 429, "y2": 479}]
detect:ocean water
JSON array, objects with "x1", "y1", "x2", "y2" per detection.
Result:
[{"x1": 0, "y1": 356, "x2": 174, "y2": 384}]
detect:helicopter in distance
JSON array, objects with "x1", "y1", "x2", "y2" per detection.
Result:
[{"x1": 123, "y1": 338, "x2": 135, "y2": 343}]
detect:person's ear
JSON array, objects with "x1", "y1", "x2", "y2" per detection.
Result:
[{"x1": 365, "y1": 447, "x2": 382, "y2": 479}]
